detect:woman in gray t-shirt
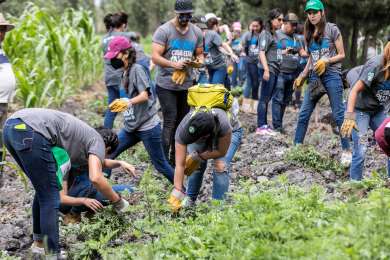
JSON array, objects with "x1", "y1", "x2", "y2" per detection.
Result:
[
  {"x1": 105, "y1": 37, "x2": 175, "y2": 184},
  {"x1": 293, "y1": 0, "x2": 351, "y2": 166},
  {"x1": 341, "y1": 42, "x2": 390, "y2": 181}
]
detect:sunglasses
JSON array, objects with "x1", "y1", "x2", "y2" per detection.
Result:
[{"x1": 179, "y1": 13, "x2": 193, "y2": 19}]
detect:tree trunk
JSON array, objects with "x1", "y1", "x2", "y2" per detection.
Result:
[
  {"x1": 360, "y1": 30, "x2": 370, "y2": 64},
  {"x1": 349, "y1": 19, "x2": 359, "y2": 67}
]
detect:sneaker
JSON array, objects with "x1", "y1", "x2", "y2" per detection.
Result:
[
  {"x1": 30, "y1": 241, "x2": 45, "y2": 255},
  {"x1": 256, "y1": 125, "x2": 277, "y2": 136},
  {"x1": 340, "y1": 151, "x2": 352, "y2": 168}
]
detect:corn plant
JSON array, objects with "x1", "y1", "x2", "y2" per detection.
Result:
[{"x1": 2, "y1": 3, "x2": 102, "y2": 107}]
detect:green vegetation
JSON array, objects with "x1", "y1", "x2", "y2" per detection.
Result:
[
  {"x1": 3, "y1": 3, "x2": 102, "y2": 107},
  {"x1": 64, "y1": 172, "x2": 390, "y2": 259},
  {"x1": 285, "y1": 145, "x2": 344, "y2": 175}
]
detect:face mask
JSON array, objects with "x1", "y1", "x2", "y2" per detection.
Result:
[
  {"x1": 111, "y1": 58, "x2": 125, "y2": 70},
  {"x1": 178, "y1": 14, "x2": 192, "y2": 26}
]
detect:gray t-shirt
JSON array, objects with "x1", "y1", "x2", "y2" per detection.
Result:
[
  {"x1": 123, "y1": 64, "x2": 159, "y2": 132},
  {"x1": 242, "y1": 31, "x2": 260, "y2": 64},
  {"x1": 346, "y1": 65, "x2": 363, "y2": 88},
  {"x1": 204, "y1": 30, "x2": 225, "y2": 69},
  {"x1": 355, "y1": 55, "x2": 390, "y2": 113},
  {"x1": 259, "y1": 30, "x2": 280, "y2": 75},
  {"x1": 152, "y1": 21, "x2": 203, "y2": 91},
  {"x1": 9, "y1": 108, "x2": 105, "y2": 168},
  {"x1": 276, "y1": 30, "x2": 302, "y2": 74},
  {"x1": 307, "y1": 23, "x2": 342, "y2": 74},
  {"x1": 175, "y1": 108, "x2": 232, "y2": 150}
]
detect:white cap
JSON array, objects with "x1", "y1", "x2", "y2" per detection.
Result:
[{"x1": 205, "y1": 13, "x2": 221, "y2": 22}]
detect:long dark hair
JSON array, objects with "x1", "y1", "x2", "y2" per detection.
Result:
[
  {"x1": 266, "y1": 8, "x2": 282, "y2": 34},
  {"x1": 122, "y1": 48, "x2": 138, "y2": 94},
  {"x1": 304, "y1": 11, "x2": 326, "y2": 44},
  {"x1": 206, "y1": 18, "x2": 219, "y2": 30}
]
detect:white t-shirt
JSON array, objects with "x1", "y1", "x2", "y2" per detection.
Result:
[{"x1": 0, "y1": 48, "x2": 16, "y2": 103}]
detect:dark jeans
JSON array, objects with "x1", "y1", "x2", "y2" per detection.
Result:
[
  {"x1": 257, "y1": 70, "x2": 278, "y2": 127},
  {"x1": 60, "y1": 173, "x2": 133, "y2": 214},
  {"x1": 3, "y1": 118, "x2": 60, "y2": 254},
  {"x1": 104, "y1": 84, "x2": 120, "y2": 129},
  {"x1": 156, "y1": 85, "x2": 189, "y2": 165},
  {"x1": 109, "y1": 124, "x2": 174, "y2": 183},
  {"x1": 246, "y1": 62, "x2": 261, "y2": 100},
  {"x1": 294, "y1": 71, "x2": 350, "y2": 150},
  {"x1": 208, "y1": 66, "x2": 227, "y2": 85},
  {"x1": 272, "y1": 72, "x2": 296, "y2": 130}
]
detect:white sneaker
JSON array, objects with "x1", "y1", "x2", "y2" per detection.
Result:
[
  {"x1": 341, "y1": 151, "x2": 352, "y2": 168},
  {"x1": 30, "y1": 242, "x2": 45, "y2": 255}
]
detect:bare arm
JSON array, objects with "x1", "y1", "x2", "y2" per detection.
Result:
[
  {"x1": 328, "y1": 35, "x2": 345, "y2": 64},
  {"x1": 103, "y1": 159, "x2": 136, "y2": 176},
  {"x1": 346, "y1": 80, "x2": 365, "y2": 113},
  {"x1": 199, "y1": 131, "x2": 232, "y2": 160},
  {"x1": 259, "y1": 51, "x2": 269, "y2": 73},
  {"x1": 152, "y1": 43, "x2": 187, "y2": 70},
  {"x1": 88, "y1": 154, "x2": 120, "y2": 203},
  {"x1": 174, "y1": 143, "x2": 187, "y2": 191},
  {"x1": 299, "y1": 56, "x2": 312, "y2": 79},
  {"x1": 60, "y1": 181, "x2": 103, "y2": 212},
  {"x1": 219, "y1": 42, "x2": 235, "y2": 57},
  {"x1": 129, "y1": 90, "x2": 149, "y2": 105}
]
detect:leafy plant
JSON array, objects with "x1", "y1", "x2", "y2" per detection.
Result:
[
  {"x1": 2, "y1": 3, "x2": 102, "y2": 107},
  {"x1": 285, "y1": 145, "x2": 344, "y2": 175}
]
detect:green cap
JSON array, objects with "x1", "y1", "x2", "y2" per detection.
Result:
[{"x1": 305, "y1": 0, "x2": 324, "y2": 12}]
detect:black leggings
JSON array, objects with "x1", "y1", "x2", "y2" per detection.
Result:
[{"x1": 156, "y1": 85, "x2": 190, "y2": 165}]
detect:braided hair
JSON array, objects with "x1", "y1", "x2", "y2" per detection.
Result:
[{"x1": 95, "y1": 127, "x2": 119, "y2": 154}]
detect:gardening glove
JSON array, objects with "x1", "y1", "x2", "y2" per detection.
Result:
[
  {"x1": 187, "y1": 59, "x2": 204, "y2": 69},
  {"x1": 314, "y1": 58, "x2": 329, "y2": 76},
  {"x1": 109, "y1": 98, "x2": 130, "y2": 113},
  {"x1": 293, "y1": 76, "x2": 305, "y2": 90},
  {"x1": 340, "y1": 112, "x2": 358, "y2": 138},
  {"x1": 172, "y1": 70, "x2": 187, "y2": 85},
  {"x1": 184, "y1": 151, "x2": 204, "y2": 176},
  {"x1": 168, "y1": 188, "x2": 186, "y2": 213},
  {"x1": 227, "y1": 64, "x2": 234, "y2": 75},
  {"x1": 112, "y1": 196, "x2": 130, "y2": 213}
]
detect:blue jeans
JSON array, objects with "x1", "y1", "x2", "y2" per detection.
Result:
[
  {"x1": 245, "y1": 62, "x2": 261, "y2": 100},
  {"x1": 272, "y1": 72, "x2": 296, "y2": 130},
  {"x1": 3, "y1": 118, "x2": 60, "y2": 254},
  {"x1": 350, "y1": 109, "x2": 390, "y2": 180},
  {"x1": 60, "y1": 173, "x2": 133, "y2": 214},
  {"x1": 104, "y1": 84, "x2": 120, "y2": 129},
  {"x1": 231, "y1": 57, "x2": 246, "y2": 87},
  {"x1": 208, "y1": 66, "x2": 227, "y2": 85},
  {"x1": 198, "y1": 70, "x2": 208, "y2": 84},
  {"x1": 257, "y1": 70, "x2": 278, "y2": 127},
  {"x1": 187, "y1": 127, "x2": 243, "y2": 201},
  {"x1": 109, "y1": 123, "x2": 174, "y2": 183},
  {"x1": 294, "y1": 71, "x2": 350, "y2": 150}
]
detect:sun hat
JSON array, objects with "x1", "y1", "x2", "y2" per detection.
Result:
[{"x1": 0, "y1": 13, "x2": 15, "y2": 32}]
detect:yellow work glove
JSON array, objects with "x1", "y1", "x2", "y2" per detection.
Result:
[
  {"x1": 168, "y1": 188, "x2": 186, "y2": 213},
  {"x1": 227, "y1": 64, "x2": 234, "y2": 75},
  {"x1": 340, "y1": 112, "x2": 358, "y2": 138},
  {"x1": 187, "y1": 59, "x2": 204, "y2": 69},
  {"x1": 184, "y1": 152, "x2": 204, "y2": 176},
  {"x1": 314, "y1": 58, "x2": 329, "y2": 76},
  {"x1": 172, "y1": 70, "x2": 187, "y2": 85},
  {"x1": 293, "y1": 76, "x2": 306, "y2": 91},
  {"x1": 109, "y1": 98, "x2": 130, "y2": 113}
]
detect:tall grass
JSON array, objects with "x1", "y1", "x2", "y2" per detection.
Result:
[{"x1": 2, "y1": 3, "x2": 102, "y2": 107}]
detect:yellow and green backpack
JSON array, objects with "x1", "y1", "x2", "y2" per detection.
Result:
[{"x1": 187, "y1": 84, "x2": 233, "y2": 111}]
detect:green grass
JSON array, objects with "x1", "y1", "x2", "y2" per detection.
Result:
[
  {"x1": 140, "y1": 35, "x2": 152, "y2": 56},
  {"x1": 65, "y1": 171, "x2": 390, "y2": 260}
]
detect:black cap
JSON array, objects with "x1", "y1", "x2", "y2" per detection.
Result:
[
  {"x1": 191, "y1": 15, "x2": 207, "y2": 30},
  {"x1": 175, "y1": 0, "x2": 193, "y2": 14},
  {"x1": 181, "y1": 112, "x2": 216, "y2": 144}
]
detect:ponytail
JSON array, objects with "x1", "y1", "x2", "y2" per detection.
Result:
[{"x1": 122, "y1": 48, "x2": 138, "y2": 94}]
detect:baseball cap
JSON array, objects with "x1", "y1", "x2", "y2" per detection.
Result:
[
  {"x1": 191, "y1": 15, "x2": 207, "y2": 30},
  {"x1": 232, "y1": 22, "x2": 242, "y2": 31},
  {"x1": 180, "y1": 112, "x2": 217, "y2": 144},
  {"x1": 205, "y1": 13, "x2": 221, "y2": 22},
  {"x1": 283, "y1": 13, "x2": 299, "y2": 24},
  {"x1": 305, "y1": 0, "x2": 325, "y2": 12},
  {"x1": 104, "y1": 36, "x2": 132, "y2": 59}
]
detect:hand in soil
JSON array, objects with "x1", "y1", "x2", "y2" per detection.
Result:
[{"x1": 120, "y1": 161, "x2": 136, "y2": 177}]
